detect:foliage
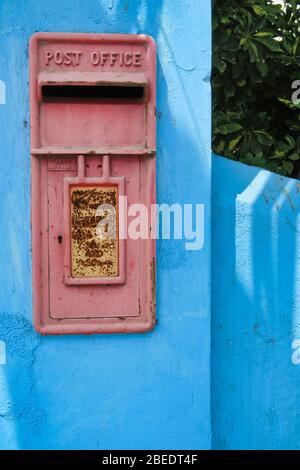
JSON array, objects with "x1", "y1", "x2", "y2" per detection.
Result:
[{"x1": 212, "y1": 0, "x2": 300, "y2": 177}]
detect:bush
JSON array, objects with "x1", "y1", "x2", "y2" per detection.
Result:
[{"x1": 212, "y1": 0, "x2": 300, "y2": 178}]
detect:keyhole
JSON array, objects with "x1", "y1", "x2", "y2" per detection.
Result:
[{"x1": 58, "y1": 235, "x2": 63, "y2": 244}]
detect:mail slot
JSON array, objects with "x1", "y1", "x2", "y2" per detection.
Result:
[{"x1": 30, "y1": 33, "x2": 156, "y2": 334}]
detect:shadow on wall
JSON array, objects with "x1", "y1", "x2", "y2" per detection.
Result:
[
  {"x1": 0, "y1": 0, "x2": 211, "y2": 450},
  {"x1": 212, "y1": 154, "x2": 300, "y2": 450},
  {"x1": 0, "y1": 315, "x2": 45, "y2": 450}
]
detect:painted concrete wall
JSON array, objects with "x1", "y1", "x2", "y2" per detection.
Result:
[
  {"x1": 0, "y1": 0, "x2": 211, "y2": 449},
  {"x1": 212, "y1": 155, "x2": 300, "y2": 450}
]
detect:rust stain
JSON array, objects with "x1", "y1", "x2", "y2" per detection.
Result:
[
  {"x1": 151, "y1": 257, "x2": 156, "y2": 322},
  {"x1": 71, "y1": 185, "x2": 118, "y2": 278}
]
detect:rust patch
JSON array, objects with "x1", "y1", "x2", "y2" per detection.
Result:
[
  {"x1": 71, "y1": 185, "x2": 118, "y2": 278},
  {"x1": 151, "y1": 257, "x2": 156, "y2": 322}
]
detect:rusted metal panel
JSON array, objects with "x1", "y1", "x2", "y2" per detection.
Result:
[{"x1": 71, "y1": 185, "x2": 118, "y2": 278}]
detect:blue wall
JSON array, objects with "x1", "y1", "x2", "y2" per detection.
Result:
[
  {"x1": 0, "y1": 0, "x2": 212, "y2": 449},
  {"x1": 212, "y1": 155, "x2": 300, "y2": 450},
  {"x1": 2, "y1": 0, "x2": 299, "y2": 451}
]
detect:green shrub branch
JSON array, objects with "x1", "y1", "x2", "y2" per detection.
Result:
[{"x1": 213, "y1": 0, "x2": 300, "y2": 177}]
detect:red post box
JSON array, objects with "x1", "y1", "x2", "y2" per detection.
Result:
[{"x1": 30, "y1": 33, "x2": 156, "y2": 334}]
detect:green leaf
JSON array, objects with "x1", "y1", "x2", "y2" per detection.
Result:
[
  {"x1": 254, "y1": 131, "x2": 273, "y2": 146},
  {"x1": 232, "y1": 63, "x2": 243, "y2": 79},
  {"x1": 283, "y1": 161, "x2": 294, "y2": 174},
  {"x1": 216, "y1": 123, "x2": 243, "y2": 135},
  {"x1": 248, "y1": 41, "x2": 259, "y2": 62},
  {"x1": 214, "y1": 54, "x2": 227, "y2": 73},
  {"x1": 224, "y1": 78, "x2": 236, "y2": 98},
  {"x1": 252, "y1": 5, "x2": 267, "y2": 16},
  {"x1": 253, "y1": 32, "x2": 273, "y2": 38},
  {"x1": 255, "y1": 37, "x2": 282, "y2": 52},
  {"x1": 256, "y1": 60, "x2": 268, "y2": 77},
  {"x1": 228, "y1": 135, "x2": 242, "y2": 150},
  {"x1": 216, "y1": 139, "x2": 225, "y2": 153},
  {"x1": 236, "y1": 77, "x2": 247, "y2": 87},
  {"x1": 285, "y1": 135, "x2": 296, "y2": 147}
]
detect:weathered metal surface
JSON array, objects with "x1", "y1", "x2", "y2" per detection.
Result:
[
  {"x1": 71, "y1": 185, "x2": 118, "y2": 278},
  {"x1": 30, "y1": 32, "x2": 156, "y2": 334},
  {"x1": 31, "y1": 146, "x2": 156, "y2": 156}
]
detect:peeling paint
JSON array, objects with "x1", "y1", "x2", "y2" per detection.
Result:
[{"x1": 71, "y1": 186, "x2": 118, "y2": 278}]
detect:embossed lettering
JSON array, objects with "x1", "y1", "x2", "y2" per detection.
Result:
[
  {"x1": 100, "y1": 52, "x2": 109, "y2": 66},
  {"x1": 91, "y1": 51, "x2": 99, "y2": 65},
  {"x1": 90, "y1": 51, "x2": 143, "y2": 67},
  {"x1": 133, "y1": 52, "x2": 142, "y2": 66},
  {"x1": 45, "y1": 50, "x2": 53, "y2": 65},
  {"x1": 54, "y1": 51, "x2": 63, "y2": 65},
  {"x1": 110, "y1": 52, "x2": 118, "y2": 66},
  {"x1": 45, "y1": 50, "x2": 82, "y2": 66},
  {"x1": 64, "y1": 51, "x2": 72, "y2": 65},
  {"x1": 45, "y1": 49, "x2": 143, "y2": 67},
  {"x1": 124, "y1": 52, "x2": 133, "y2": 66},
  {"x1": 73, "y1": 51, "x2": 82, "y2": 65}
]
